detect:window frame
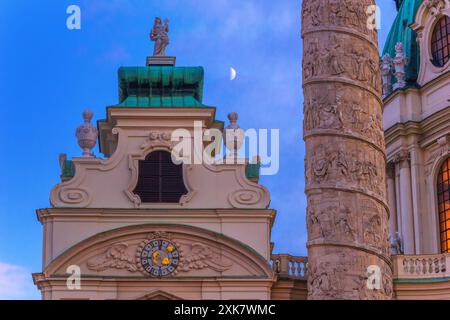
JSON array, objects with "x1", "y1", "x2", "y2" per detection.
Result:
[
  {"x1": 133, "y1": 150, "x2": 188, "y2": 204},
  {"x1": 430, "y1": 15, "x2": 450, "y2": 68},
  {"x1": 436, "y1": 157, "x2": 450, "y2": 253}
]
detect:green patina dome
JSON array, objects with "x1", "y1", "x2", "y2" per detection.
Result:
[{"x1": 383, "y1": 0, "x2": 423, "y2": 87}]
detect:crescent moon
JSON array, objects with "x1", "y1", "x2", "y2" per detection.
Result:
[{"x1": 230, "y1": 67, "x2": 237, "y2": 81}]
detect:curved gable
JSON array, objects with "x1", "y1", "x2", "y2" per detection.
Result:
[{"x1": 44, "y1": 223, "x2": 274, "y2": 280}]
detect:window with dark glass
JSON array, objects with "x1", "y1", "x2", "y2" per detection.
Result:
[
  {"x1": 133, "y1": 150, "x2": 188, "y2": 203},
  {"x1": 437, "y1": 157, "x2": 450, "y2": 253},
  {"x1": 431, "y1": 15, "x2": 450, "y2": 67}
]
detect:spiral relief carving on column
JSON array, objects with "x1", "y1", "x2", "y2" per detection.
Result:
[{"x1": 302, "y1": 0, "x2": 392, "y2": 300}]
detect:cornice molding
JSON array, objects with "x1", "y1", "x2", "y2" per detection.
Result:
[{"x1": 384, "y1": 106, "x2": 450, "y2": 147}]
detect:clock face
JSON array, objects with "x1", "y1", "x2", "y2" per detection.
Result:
[{"x1": 139, "y1": 239, "x2": 179, "y2": 277}]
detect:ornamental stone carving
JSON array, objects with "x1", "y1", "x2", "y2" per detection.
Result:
[
  {"x1": 87, "y1": 243, "x2": 137, "y2": 272},
  {"x1": 307, "y1": 247, "x2": 392, "y2": 300},
  {"x1": 301, "y1": 0, "x2": 378, "y2": 42},
  {"x1": 140, "y1": 131, "x2": 174, "y2": 150},
  {"x1": 425, "y1": 0, "x2": 447, "y2": 16},
  {"x1": 392, "y1": 42, "x2": 408, "y2": 90},
  {"x1": 380, "y1": 54, "x2": 393, "y2": 98},
  {"x1": 150, "y1": 17, "x2": 170, "y2": 56},
  {"x1": 86, "y1": 233, "x2": 232, "y2": 276},
  {"x1": 389, "y1": 232, "x2": 403, "y2": 255},
  {"x1": 302, "y1": 0, "x2": 392, "y2": 299},
  {"x1": 306, "y1": 142, "x2": 385, "y2": 199},
  {"x1": 393, "y1": 149, "x2": 410, "y2": 166},
  {"x1": 303, "y1": 84, "x2": 384, "y2": 149},
  {"x1": 303, "y1": 34, "x2": 381, "y2": 93},
  {"x1": 224, "y1": 112, "x2": 245, "y2": 159},
  {"x1": 75, "y1": 109, "x2": 98, "y2": 157},
  {"x1": 307, "y1": 191, "x2": 389, "y2": 255}
]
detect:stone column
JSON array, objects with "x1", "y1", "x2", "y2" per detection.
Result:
[
  {"x1": 386, "y1": 162, "x2": 398, "y2": 238},
  {"x1": 395, "y1": 150, "x2": 415, "y2": 254},
  {"x1": 302, "y1": 0, "x2": 392, "y2": 299},
  {"x1": 409, "y1": 143, "x2": 424, "y2": 253}
]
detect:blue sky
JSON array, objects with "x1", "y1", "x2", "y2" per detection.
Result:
[{"x1": 0, "y1": 0, "x2": 398, "y2": 299}]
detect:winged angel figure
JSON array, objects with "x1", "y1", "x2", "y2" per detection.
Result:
[
  {"x1": 86, "y1": 242, "x2": 232, "y2": 273},
  {"x1": 87, "y1": 243, "x2": 137, "y2": 272},
  {"x1": 179, "y1": 243, "x2": 232, "y2": 272}
]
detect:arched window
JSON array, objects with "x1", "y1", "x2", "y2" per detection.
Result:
[
  {"x1": 133, "y1": 150, "x2": 188, "y2": 203},
  {"x1": 437, "y1": 157, "x2": 450, "y2": 253},
  {"x1": 431, "y1": 15, "x2": 450, "y2": 67}
]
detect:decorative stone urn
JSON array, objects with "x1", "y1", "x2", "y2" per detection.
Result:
[
  {"x1": 224, "y1": 112, "x2": 244, "y2": 159},
  {"x1": 75, "y1": 109, "x2": 98, "y2": 157}
]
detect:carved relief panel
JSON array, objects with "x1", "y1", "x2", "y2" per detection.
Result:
[
  {"x1": 302, "y1": 33, "x2": 381, "y2": 93},
  {"x1": 301, "y1": 0, "x2": 378, "y2": 42},
  {"x1": 303, "y1": 83, "x2": 384, "y2": 149},
  {"x1": 85, "y1": 232, "x2": 233, "y2": 277},
  {"x1": 307, "y1": 247, "x2": 393, "y2": 300},
  {"x1": 305, "y1": 140, "x2": 386, "y2": 200},
  {"x1": 307, "y1": 190, "x2": 389, "y2": 255}
]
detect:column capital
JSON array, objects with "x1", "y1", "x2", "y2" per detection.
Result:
[
  {"x1": 393, "y1": 149, "x2": 410, "y2": 166},
  {"x1": 386, "y1": 162, "x2": 396, "y2": 179}
]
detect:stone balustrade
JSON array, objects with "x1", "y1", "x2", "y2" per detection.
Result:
[
  {"x1": 393, "y1": 253, "x2": 449, "y2": 279},
  {"x1": 271, "y1": 254, "x2": 308, "y2": 280}
]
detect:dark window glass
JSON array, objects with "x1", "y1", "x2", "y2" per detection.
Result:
[
  {"x1": 437, "y1": 157, "x2": 450, "y2": 253},
  {"x1": 133, "y1": 151, "x2": 188, "y2": 203},
  {"x1": 431, "y1": 16, "x2": 450, "y2": 67}
]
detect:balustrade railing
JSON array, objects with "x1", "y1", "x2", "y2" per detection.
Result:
[
  {"x1": 271, "y1": 253, "x2": 450, "y2": 281},
  {"x1": 271, "y1": 254, "x2": 307, "y2": 280},
  {"x1": 393, "y1": 253, "x2": 449, "y2": 279}
]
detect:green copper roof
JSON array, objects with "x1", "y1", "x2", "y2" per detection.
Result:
[
  {"x1": 117, "y1": 66, "x2": 206, "y2": 107},
  {"x1": 382, "y1": 0, "x2": 422, "y2": 86}
]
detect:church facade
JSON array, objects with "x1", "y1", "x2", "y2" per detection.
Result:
[
  {"x1": 33, "y1": 0, "x2": 450, "y2": 299},
  {"x1": 380, "y1": 0, "x2": 450, "y2": 299},
  {"x1": 32, "y1": 62, "x2": 287, "y2": 300}
]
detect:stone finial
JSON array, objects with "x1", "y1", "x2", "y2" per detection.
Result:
[
  {"x1": 392, "y1": 42, "x2": 408, "y2": 90},
  {"x1": 76, "y1": 109, "x2": 98, "y2": 157},
  {"x1": 380, "y1": 54, "x2": 393, "y2": 98},
  {"x1": 224, "y1": 112, "x2": 244, "y2": 158}
]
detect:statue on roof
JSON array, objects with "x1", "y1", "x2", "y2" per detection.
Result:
[{"x1": 150, "y1": 17, "x2": 169, "y2": 56}]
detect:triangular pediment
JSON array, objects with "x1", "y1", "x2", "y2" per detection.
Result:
[{"x1": 138, "y1": 290, "x2": 182, "y2": 300}]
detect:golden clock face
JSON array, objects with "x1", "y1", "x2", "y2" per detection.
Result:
[{"x1": 139, "y1": 239, "x2": 179, "y2": 277}]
